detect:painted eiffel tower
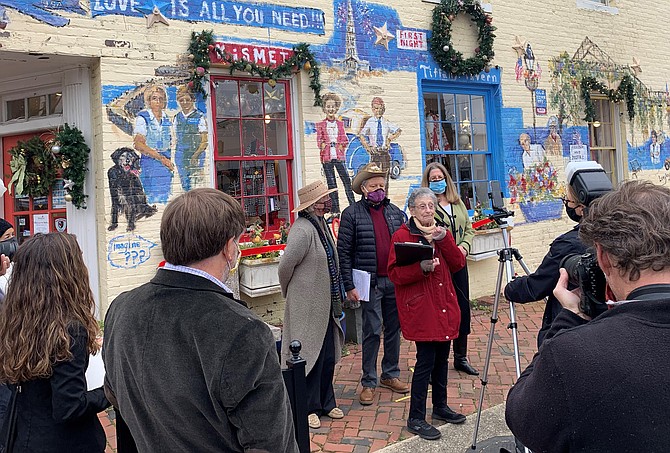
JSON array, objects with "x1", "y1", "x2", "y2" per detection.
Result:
[{"x1": 333, "y1": 0, "x2": 370, "y2": 77}]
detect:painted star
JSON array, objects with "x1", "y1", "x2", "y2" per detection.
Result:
[
  {"x1": 373, "y1": 22, "x2": 395, "y2": 51},
  {"x1": 631, "y1": 57, "x2": 642, "y2": 76},
  {"x1": 512, "y1": 35, "x2": 526, "y2": 57},
  {"x1": 146, "y1": 6, "x2": 169, "y2": 28}
]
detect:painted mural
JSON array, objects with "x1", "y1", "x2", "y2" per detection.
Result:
[{"x1": 0, "y1": 0, "x2": 324, "y2": 31}]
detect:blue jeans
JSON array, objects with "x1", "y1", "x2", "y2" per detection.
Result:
[{"x1": 361, "y1": 276, "x2": 401, "y2": 388}]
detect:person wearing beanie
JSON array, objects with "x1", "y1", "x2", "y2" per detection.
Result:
[{"x1": 503, "y1": 162, "x2": 610, "y2": 347}]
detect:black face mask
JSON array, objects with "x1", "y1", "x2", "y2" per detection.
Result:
[
  {"x1": 0, "y1": 237, "x2": 18, "y2": 260},
  {"x1": 565, "y1": 205, "x2": 582, "y2": 223}
]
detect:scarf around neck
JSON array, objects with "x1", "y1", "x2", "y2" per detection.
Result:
[
  {"x1": 299, "y1": 211, "x2": 343, "y2": 318},
  {"x1": 412, "y1": 216, "x2": 436, "y2": 243}
]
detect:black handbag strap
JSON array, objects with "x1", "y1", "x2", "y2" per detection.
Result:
[{"x1": 3, "y1": 384, "x2": 19, "y2": 453}]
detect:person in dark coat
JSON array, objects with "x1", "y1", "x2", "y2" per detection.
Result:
[
  {"x1": 0, "y1": 233, "x2": 109, "y2": 452},
  {"x1": 103, "y1": 188, "x2": 298, "y2": 453},
  {"x1": 503, "y1": 162, "x2": 602, "y2": 347},
  {"x1": 388, "y1": 188, "x2": 466, "y2": 440},
  {"x1": 337, "y1": 163, "x2": 409, "y2": 406},
  {"x1": 506, "y1": 180, "x2": 670, "y2": 452}
]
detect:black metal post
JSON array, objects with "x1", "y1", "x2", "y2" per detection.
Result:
[{"x1": 282, "y1": 340, "x2": 310, "y2": 453}]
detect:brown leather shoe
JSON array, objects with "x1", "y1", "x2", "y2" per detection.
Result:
[
  {"x1": 359, "y1": 387, "x2": 375, "y2": 405},
  {"x1": 379, "y1": 378, "x2": 410, "y2": 394}
]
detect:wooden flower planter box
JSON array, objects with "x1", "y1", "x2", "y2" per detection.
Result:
[
  {"x1": 468, "y1": 228, "x2": 506, "y2": 261},
  {"x1": 239, "y1": 244, "x2": 285, "y2": 297}
]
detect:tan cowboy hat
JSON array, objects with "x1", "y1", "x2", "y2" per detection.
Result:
[
  {"x1": 292, "y1": 180, "x2": 338, "y2": 212},
  {"x1": 352, "y1": 163, "x2": 388, "y2": 195}
]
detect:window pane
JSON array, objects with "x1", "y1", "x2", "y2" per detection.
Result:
[
  {"x1": 424, "y1": 93, "x2": 439, "y2": 119},
  {"x1": 216, "y1": 119, "x2": 241, "y2": 157},
  {"x1": 456, "y1": 126, "x2": 472, "y2": 150},
  {"x1": 264, "y1": 82, "x2": 286, "y2": 119},
  {"x1": 457, "y1": 154, "x2": 472, "y2": 181},
  {"x1": 215, "y1": 80, "x2": 240, "y2": 117},
  {"x1": 472, "y1": 154, "x2": 489, "y2": 181},
  {"x1": 243, "y1": 120, "x2": 266, "y2": 155},
  {"x1": 28, "y1": 95, "x2": 47, "y2": 118},
  {"x1": 240, "y1": 81, "x2": 263, "y2": 118},
  {"x1": 455, "y1": 94, "x2": 470, "y2": 125},
  {"x1": 265, "y1": 120, "x2": 288, "y2": 156},
  {"x1": 425, "y1": 118, "x2": 439, "y2": 151},
  {"x1": 266, "y1": 194, "x2": 290, "y2": 231},
  {"x1": 471, "y1": 95, "x2": 485, "y2": 123},
  {"x1": 599, "y1": 100, "x2": 611, "y2": 123},
  {"x1": 472, "y1": 124, "x2": 488, "y2": 151},
  {"x1": 442, "y1": 123, "x2": 455, "y2": 151},
  {"x1": 49, "y1": 93, "x2": 63, "y2": 115},
  {"x1": 242, "y1": 161, "x2": 265, "y2": 197},
  {"x1": 440, "y1": 94, "x2": 456, "y2": 122},
  {"x1": 241, "y1": 196, "x2": 266, "y2": 224},
  {"x1": 6, "y1": 99, "x2": 25, "y2": 121},
  {"x1": 14, "y1": 215, "x2": 30, "y2": 244},
  {"x1": 459, "y1": 182, "x2": 474, "y2": 209},
  {"x1": 52, "y1": 179, "x2": 66, "y2": 209},
  {"x1": 33, "y1": 195, "x2": 49, "y2": 210},
  {"x1": 216, "y1": 160, "x2": 241, "y2": 196},
  {"x1": 474, "y1": 181, "x2": 489, "y2": 207},
  {"x1": 426, "y1": 153, "x2": 457, "y2": 180}
]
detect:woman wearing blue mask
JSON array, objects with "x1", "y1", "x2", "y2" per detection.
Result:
[{"x1": 421, "y1": 162, "x2": 478, "y2": 376}]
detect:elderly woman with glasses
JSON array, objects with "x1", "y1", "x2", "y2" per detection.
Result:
[
  {"x1": 387, "y1": 187, "x2": 466, "y2": 441},
  {"x1": 421, "y1": 162, "x2": 478, "y2": 376}
]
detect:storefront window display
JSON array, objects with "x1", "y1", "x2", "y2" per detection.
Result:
[{"x1": 212, "y1": 77, "x2": 293, "y2": 235}]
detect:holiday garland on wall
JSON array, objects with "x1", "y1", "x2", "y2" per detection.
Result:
[
  {"x1": 7, "y1": 124, "x2": 89, "y2": 209},
  {"x1": 429, "y1": 0, "x2": 496, "y2": 76},
  {"x1": 187, "y1": 30, "x2": 323, "y2": 106},
  {"x1": 580, "y1": 75, "x2": 635, "y2": 123}
]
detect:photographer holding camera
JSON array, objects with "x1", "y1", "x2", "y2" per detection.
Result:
[
  {"x1": 506, "y1": 180, "x2": 670, "y2": 452},
  {"x1": 504, "y1": 162, "x2": 608, "y2": 347}
]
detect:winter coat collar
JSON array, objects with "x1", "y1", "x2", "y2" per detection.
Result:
[{"x1": 151, "y1": 268, "x2": 247, "y2": 308}]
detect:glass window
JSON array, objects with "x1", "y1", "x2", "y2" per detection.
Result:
[
  {"x1": 28, "y1": 95, "x2": 47, "y2": 118},
  {"x1": 423, "y1": 90, "x2": 494, "y2": 209},
  {"x1": 213, "y1": 77, "x2": 293, "y2": 233},
  {"x1": 49, "y1": 93, "x2": 63, "y2": 115},
  {"x1": 6, "y1": 99, "x2": 25, "y2": 121}
]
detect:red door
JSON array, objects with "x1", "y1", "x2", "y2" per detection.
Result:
[{"x1": 2, "y1": 132, "x2": 67, "y2": 244}]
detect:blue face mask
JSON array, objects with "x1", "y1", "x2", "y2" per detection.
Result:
[{"x1": 429, "y1": 180, "x2": 447, "y2": 194}]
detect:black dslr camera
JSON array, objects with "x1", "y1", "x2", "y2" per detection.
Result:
[{"x1": 560, "y1": 250, "x2": 608, "y2": 318}]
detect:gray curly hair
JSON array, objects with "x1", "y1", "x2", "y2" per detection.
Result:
[{"x1": 408, "y1": 187, "x2": 437, "y2": 209}]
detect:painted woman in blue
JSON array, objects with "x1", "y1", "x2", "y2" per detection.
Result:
[
  {"x1": 133, "y1": 85, "x2": 174, "y2": 204},
  {"x1": 174, "y1": 85, "x2": 208, "y2": 191}
]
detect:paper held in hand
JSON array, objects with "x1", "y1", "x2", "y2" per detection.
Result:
[
  {"x1": 352, "y1": 269, "x2": 371, "y2": 302},
  {"x1": 394, "y1": 242, "x2": 433, "y2": 267}
]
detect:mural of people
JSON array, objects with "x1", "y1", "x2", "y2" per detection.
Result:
[
  {"x1": 316, "y1": 93, "x2": 356, "y2": 213},
  {"x1": 650, "y1": 130, "x2": 661, "y2": 165},
  {"x1": 133, "y1": 85, "x2": 174, "y2": 204},
  {"x1": 174, "y1": 85, "x2": 208, "y2": 192},
  {"x1": 543, "y1": 116, "x2": 563, "y2": 156},
  {"x1": 520, "y1": 133, "x2": 546, "y2": 170},
  {"x1": 359, "y1": 97, "x2": 401, "y2": 185}
]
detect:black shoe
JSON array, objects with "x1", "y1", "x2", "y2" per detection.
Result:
[
  {"x1": 432, "y1": 405, "x2": 466, "y2": 424},
  {"x1": 407, "y1": 418, "x2": 441, "y2": 440},
  {"x1": 454, "y1": 358, "x2": 479, "y2": 376}
]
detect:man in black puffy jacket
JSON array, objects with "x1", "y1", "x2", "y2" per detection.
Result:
[{"x1": 337, "y1": 163, "x2": 408, "y2": 406}]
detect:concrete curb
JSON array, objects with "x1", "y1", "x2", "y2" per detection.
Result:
[{"x1": 378, "y1": 403, "x2": 512, "y2": 453}]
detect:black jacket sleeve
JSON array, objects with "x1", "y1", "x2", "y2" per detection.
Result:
[
  {"x1": 504, "y1": 230, "x2": 583, "y2": 303},
  {"x1": 50, "y1": 326, "x2": 110, "y2": 422},
  {"x1": 337, "y1": 207, "x2": 356, "y2": 292}
]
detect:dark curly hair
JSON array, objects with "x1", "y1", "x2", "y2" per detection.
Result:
[{"x1": 579, "y1": 180, "x2": 670, "y2": 281}]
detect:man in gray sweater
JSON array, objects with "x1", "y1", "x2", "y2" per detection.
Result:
[{"x1": 103, "y1": 189, "x2": 298, "y2": 452}]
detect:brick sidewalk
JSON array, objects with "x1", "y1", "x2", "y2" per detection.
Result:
[{"x1": 99, "y1": 298, "x2": 544, "y2": 453}]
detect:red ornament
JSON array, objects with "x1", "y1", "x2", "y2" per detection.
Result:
[
  {"x1": 475, "y1": 47, "x2": 480, "y2": 54},
  {"x1": 196, "y1": 66, "x2": 205, "y2": 76},
  {"x1": 187, "y1": 81, "x2": 194, "y2": 88},
  {"x1": 207, "y1": 44, "x2": 215, "y2": 52}
]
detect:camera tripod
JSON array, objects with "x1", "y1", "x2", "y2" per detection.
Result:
[{"x1": 470, "y1": 208, "x2": 533, "y2": 453}]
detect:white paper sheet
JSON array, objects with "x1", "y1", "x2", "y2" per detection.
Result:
[
  {"x1": 352, "y1": 269, "x2": 371, "y2": 302},
  {"x1": 86, "y1": 352, "x2": 105, "y2": 390}
]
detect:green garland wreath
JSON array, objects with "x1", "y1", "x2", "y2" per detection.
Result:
[
  {"x1": 54, "y1": 124, "x2": 90, "y2": 209},
  {"x1": 8, "y1": 136, "x2": 58, "y2": 198},
  {"x1": 187, "y1": 30, "x2": 323, "y2": 106},
  {"x1": 429, "y1": 0, "x2": 496, "y2": 76},
  {"x1": 581, "y1": 75, "x2": 635, "y2": 123}
]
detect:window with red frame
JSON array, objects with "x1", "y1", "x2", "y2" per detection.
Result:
[{"x1": 212, "y1": 77, "x2": 294, "y2": 237}]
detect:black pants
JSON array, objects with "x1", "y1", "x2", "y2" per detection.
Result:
[
  {"x1": 305, "y1": 318, "x2": 337, "y2": 416},
  {"x1": 452, "y1": 265, "x2": 471, "y2": 359},
  {"x1": 323, "y1": 160, "x2": 355, "y2": 213},
  {"x1": 409, "y1": 341, "x2": 451, "y2": 421}
]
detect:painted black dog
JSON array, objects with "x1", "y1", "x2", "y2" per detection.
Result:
[{"x1": 108, "y1": 147, "x2": 157, "y2": 232}]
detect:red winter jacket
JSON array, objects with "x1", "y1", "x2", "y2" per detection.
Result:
[{"x1": 388, "y1": 219, "x2": 465, "y2": 342}]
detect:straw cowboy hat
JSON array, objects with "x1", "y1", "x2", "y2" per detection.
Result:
[
  {"x1": 352, "y1": 163, "x2": 388, "y2": 195},
  {"x1": 292, "y1": 180, "x2": 338, "y2": 212}
]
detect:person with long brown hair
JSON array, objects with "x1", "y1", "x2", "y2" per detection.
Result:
[{"x1": 0, "y1": 233, "x2": 109, "y2": 452}]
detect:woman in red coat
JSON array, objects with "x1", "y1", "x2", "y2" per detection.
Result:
[{"x1": 388, "y1": 187, "x2": 466, "y2": 440}]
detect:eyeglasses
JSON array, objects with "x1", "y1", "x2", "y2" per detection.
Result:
[{"x1": 414, "y1": 203, "x2": 435, "y2": 211}]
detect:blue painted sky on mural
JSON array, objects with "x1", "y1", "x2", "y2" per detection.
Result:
[
  {"x1": 627, "y1": 135, "x2": 669, "y2": 172},
  {"x1": 0, "y1": 0, "x2": 85, "y2": 27}
]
